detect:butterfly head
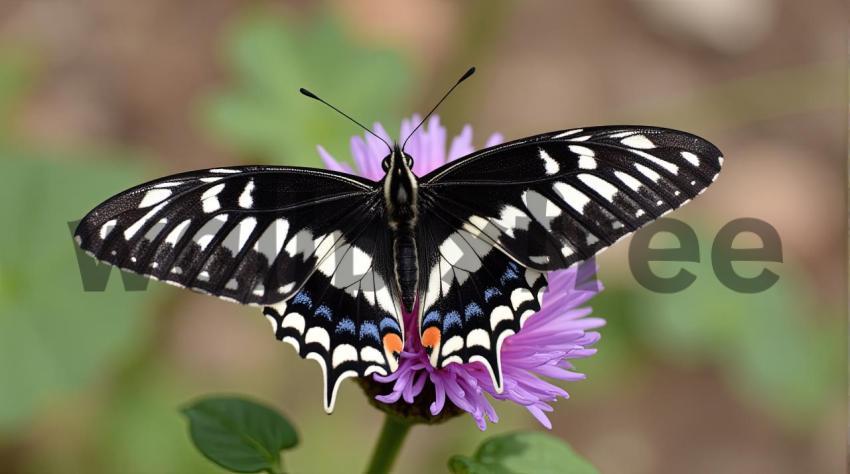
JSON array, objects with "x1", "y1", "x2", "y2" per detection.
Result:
[
  {"x1": 383, "y1": 143, "x2": 419, "y2": 224},
  {"x1": 381, "y1": 143, "x2": 414, "y2": 173}
]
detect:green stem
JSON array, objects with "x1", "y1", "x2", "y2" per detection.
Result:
[
  {"x1": 365, "y1": 415, "x2": 413, "y2": 474},
  {"x1": 266, "y1": 457, "x2": 283, "y2": 474}
]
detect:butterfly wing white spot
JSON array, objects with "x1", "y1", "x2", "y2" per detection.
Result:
[
  {"x1": 138, "y1": 189, "x2": 172, "y2": 208},
  {"x1": 360, "y1": 347, "x2": 385, "y2": 364},
  {"x1": 201, "y1": 183, "x2": 225, "y2": 213},
  {"x1": 569, "y1": 145, "x2": 595, "y2": 157},
  {"x1": 538, "y1": 149, "x2": 559, "y2": 175},
  {"x1": 194, "y1": 214, "x2": 228, "y2": 250},
  {"x1": 238, "y1": 179, "x2": 255, "y2": 209},
  {"x1": 100, "y1": 219, "x2": 117, "y2": 239},
  {"x1": 489, "y1": 305, "x2": 513, "y2": 330},
  {"x1": 510, "y1": 288, "x2": 534, "y2": 309},
  {"x1": 621, "y1": 134, "x2": 656, "y2": 149},
  {"x1": 681, "y1": 151, "x2": 700, "y2": 166},
  {"x1": 253, "y1": 218, "x2": 289, "y2": 262},
  {"x1": 165, "y1": 219, "x2": 192, "y2": 246},
  {"x1": 553, "y1": 182, "x2": 590, "y2": 212},
  {"x1": 632, "y1": 149, "x2": 678, "y2": 174},
  {"x1": 123, "y1": 201, "x2": 168, "y2": 240},
  {"x1": 332, "y1": 344, "x2": 358, "y2": 368},
  {"x1": 466, "y1": 328, "x2": 491, "y2": 349},
  {"x1": 554, "y1": 128, "x2": 584, "y2": 138},
  {"x1": 577, "y1": 174, "x2": 619, "y2": 202},
  {"x1": 522, "y1": 190, "x2": 562, "y2": 230},
  {"x1": 614, "y1": 171, "x2": 644, "y2": 191},
  {"x1": 578, "y1": 155, "x2": 596, "y2": 169},
  {"x1": 305, "y1": 327, "x2": 330, "y2": 349},
  {"x1": 634, "y1": 163, "x2": 662, "y2": 182},
  {"x1": 440, "y1": 335, "x2": 464, "y2": 357}
]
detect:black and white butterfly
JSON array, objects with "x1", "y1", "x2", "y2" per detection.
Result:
[{"x1": 75, "y1": 69, "x2": 722, "y2": 412}]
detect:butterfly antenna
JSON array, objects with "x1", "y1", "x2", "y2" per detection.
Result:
[
  {"x1": 402, "y1": 66, "x2": 476, "y2": 152},
  {"x1": 299, "y1": 87, "x2": 392, "y2": 153}
]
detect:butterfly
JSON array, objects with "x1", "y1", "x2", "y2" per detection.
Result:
[{"x1": 74, "y1": 68, "x2": 723, "y2": 412}]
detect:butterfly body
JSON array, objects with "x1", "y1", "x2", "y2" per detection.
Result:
[
  {"x1": 75, "y1": 124, "x2": 723, "y2": 412},
  {"x1": 383, "y1": 144, "x2": 420, "y2": 313}
]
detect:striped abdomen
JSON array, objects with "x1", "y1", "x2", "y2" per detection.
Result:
[{"x1": 393, "y1": 228, "x2": 418, "y2": 313}]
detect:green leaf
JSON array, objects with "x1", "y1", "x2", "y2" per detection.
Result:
[
  {"x1": 448, "y1": 432, "x2": 598, "y2": 474},
  {"x1": 182, "y1": 396, "x2": 298, "y2": 474},
  {"x1": 204, "y1": 12, "x2": 412, "y2": 168},
  {"x1": 0, "y1": 150, "x2": 156, "y2": 430}
]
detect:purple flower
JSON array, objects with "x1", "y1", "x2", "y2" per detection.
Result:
[{"x1": 320, "y1": 115, "x2": 605, "y2": 430}]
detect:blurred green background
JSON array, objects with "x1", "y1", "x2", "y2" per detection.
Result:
[{"x1": 0, "y1": 1, "x2": 845, "y2": 473}]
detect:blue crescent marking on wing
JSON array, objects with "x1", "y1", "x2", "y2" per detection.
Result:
[
  {"x1": 484, "y1": 287, "x2": 502, "y2": 302},
  {"x1": 379, "y1": 317, "x2": 400, "y2": 333},
  {"x1": 359, "y1": 321, "x2": 380, "y2": 342},
  {"x1": 464, "y1": 302, "x2": 483, "y2": 320},
  {"x1": 315, "y1": 305, "x2": 333, "y2": 320},
  {"x1": 336, "y1": 318, "x2": 356, "y2": 335},
  {"x1": 423, "y1": 310, "x2": 441, "y2": 327},
  {"x1": 442, "y1": 311, "x2": 462, "y2": 332},
  {"x1": 293, "y1": 290, "x2": 313, "y2": 308},
  {"x1": 500, "y1": 266, "x2": 520, "y2": 285}
]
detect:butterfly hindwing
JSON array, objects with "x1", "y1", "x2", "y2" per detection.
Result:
[
  {"x1": 420, "y1": 125, "x2": 723, "y2": 271},
  {"x1": 416, "y1": 209, "x2": 547, "y2": 391},
  {"x1": 263, "y1": 214, "x2": 404, "y2": 412}
]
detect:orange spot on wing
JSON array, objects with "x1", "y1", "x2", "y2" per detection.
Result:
[
  {"x1": 383, "y1": 333, "x2": 403, "y2": 354},
  {"x1": 421, "y1": 327, "x2": 441, "y2": 349}
]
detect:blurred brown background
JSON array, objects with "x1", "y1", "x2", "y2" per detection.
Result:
[{"x1": 0, "y1": 0, "x2": 845, "y2": 473}]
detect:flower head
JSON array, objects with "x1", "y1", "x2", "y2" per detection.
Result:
[{"x1": 320, "y1": 115, "x2": 605, "y2": 430}]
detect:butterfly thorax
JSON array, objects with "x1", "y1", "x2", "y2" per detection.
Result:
[{"x1": 383, "y1": 144, "x2": 419, "y2": 313}]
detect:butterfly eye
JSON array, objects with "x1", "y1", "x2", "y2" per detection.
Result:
[
  {"x1": 381, "y1": 158, "x2": 390, "y2": 172},
  {"x1": 405, "y1": 155, "x2": 414, "y2": 167}
]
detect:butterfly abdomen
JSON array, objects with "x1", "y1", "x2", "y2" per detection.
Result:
[{"x1": 393, "y1": 227, "x2": 418, "y2": 313}]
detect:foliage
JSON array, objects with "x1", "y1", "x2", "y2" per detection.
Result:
[
  {"x1": 182, "y1": 396, "x2": 298, "y2": 474},
  {"x1": 448, "y1": 432, "x2": 598, "y2": 474}
]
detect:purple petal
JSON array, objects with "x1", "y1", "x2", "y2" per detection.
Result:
[
  {"x1": 485, "y1": 132, "x2": 504, "y2": 148},
  {"x1": 430, "y1": 374, "x2": 447, "y2": 415},
  {"x1": 527, "y1": 404, "x2": 554, "y2": 430},
  {"x1": 447, "y1": 125, "x2": 474, "y2": 161},
  {"x1": 317, "y1": 145, "x2": 354, "y2": 174}
]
